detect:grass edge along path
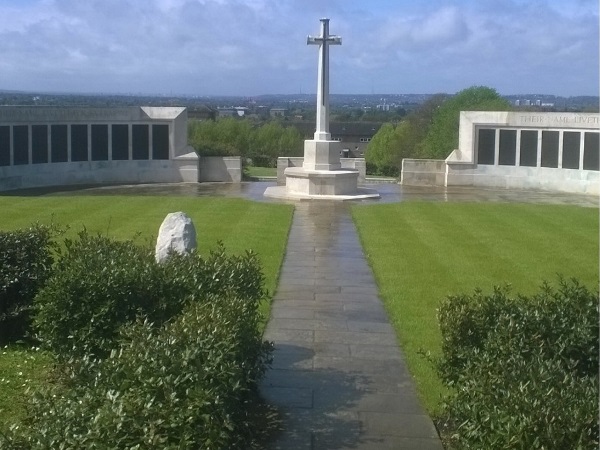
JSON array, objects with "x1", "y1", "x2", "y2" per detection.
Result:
[
  {"x1": 0, "y1": 195, "x2": 294, "y2": 431},
  {"x1": 351, "y1": 201, "x2": 599, "y2": 415}
]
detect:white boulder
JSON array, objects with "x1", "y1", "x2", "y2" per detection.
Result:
[{"x1": 155, "y1": 212, "x2": 197, "y2": 263}]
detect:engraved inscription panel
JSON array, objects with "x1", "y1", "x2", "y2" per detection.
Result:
[
  {"x1": 91, "y1": 125, "x2": 108, "y2": 161},
  {"x1": 32, "y1": 125, "x2": 48, "y2": 164},
  {"x1": 13, "y1": 125, "x2": 29, "y2": 165},
  {"x1": 477, "y1": 128, "x2": 495, "y2": 165},
  {"x1": 583, "y1": 132, "x2": 599, "y2": 171},
  {"x1": 0, "y1": 126, "x2": 9, "y2": 166},
  {"x1": 541, "y1": 130, "x2": 559, "y2": 168},
  {"x1": 561, "y1": 131, "x2": 580, "y2": 170},
  {"x1": 519, "y1": 130, "x2": 538, "y2": 167},
  {"x1": 71, "y1": 124, "x2": 88, "y2": 162},
  {"x1": 111, "y1": 124, "x2": 129, "y2": 160},
  {"x1": 132, "y1": 124, "x2": 149, "y2": 160},
  {"x1": 498, "y1": 129, "x2": 516, "y2": 166},
  {"x1": 152, "y1": 125, "x2": 169, "y2": 160},
  {"x1": 51, "y1": 125, "x2": 68, "y2": 163}
]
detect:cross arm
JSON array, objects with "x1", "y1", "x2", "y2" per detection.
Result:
[{"x1": 307, "y1": 35, "x2": 342, "y2": 45}]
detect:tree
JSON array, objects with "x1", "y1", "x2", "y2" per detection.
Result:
[
  {"x1": 365, "y1": 94, "x2": 448, "y2": 176},
  {"x1": 420, "y1": 86, "x2": 511, "y2": 159},
  {"x1": 188, "y1": 118, "x2": 249, "y2": 156},
  {"x1": 188, "y1": 118, "x2": 302, "y2": 167},
  {"x1": 365, "y1": 123, "x2": 400, "y2": 176},
  {"x1": 279, "y1": 126, "x2": 303, "y2": 158},
  {"x1": 397, "y1": 94, "x2": 448, "y2": 160}
]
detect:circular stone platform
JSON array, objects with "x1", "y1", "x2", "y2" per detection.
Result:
[{"x1": 264, "y1": 167, "x2": 380, "y2": 201}]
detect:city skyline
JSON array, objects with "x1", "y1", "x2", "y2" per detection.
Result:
[{"x1": 0, "y1": 0, "x2": 598, "y2": 97}]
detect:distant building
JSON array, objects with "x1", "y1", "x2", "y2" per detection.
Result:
[
  {"x1": 270, "y1": 108, "x2": 287, "y2": 118},
  {"x1": 293, "y1": 121, "x2": 382, "y2": 157},
  {"x1": 217, "y1": 107, "x2": 248, "y2": 118},
  {"x1": 187, "y1": 105, "x2": 216, "y2": 121}
]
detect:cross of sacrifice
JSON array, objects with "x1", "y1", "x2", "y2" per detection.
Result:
[{"x1": 307, "y1": 18, "x2": 341, "y2": 141}]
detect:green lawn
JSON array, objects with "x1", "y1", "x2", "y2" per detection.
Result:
[
  {"x1": 0, "y1": 195, "x2": 294, "y2": 430},
  {"x1": 245, "y1": 166, "x2": 277, "y2": 178},
  {"x1": 0, "y1": 196, "x2": 293, "y2": 296},
  {"x1": 352, "y1": 202, "x2": 599, "y2": 414}
]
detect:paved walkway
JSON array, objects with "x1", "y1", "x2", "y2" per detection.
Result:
[{"x1": 260, "y1": 202, "x2": 443, "y2": 450}]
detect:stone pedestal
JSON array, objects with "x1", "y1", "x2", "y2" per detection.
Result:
[
  {"x1": 285, "y1": 167, "x2": 358, "y2": 196},
  {"x1": 264, "y1": 139, "x2": 379, "y2": 201},
  {"x1": 303, "y1": 140, "x2": 341, "y2": 171}
]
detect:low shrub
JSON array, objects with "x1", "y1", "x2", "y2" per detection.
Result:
[
  {"x1": 34, "y1": 231, "x2": 265, "y2": 360},
  {"x1": 365, "y1": 162, "x2": 399, "y2": 177},
  {"x1": 0, "y1": 224, "x2": 58, "y2": 344},
  {"x1": 5, "y1": 295, "x2": 273, "y2": 449},
  {"x1": 436, "y1": 278, "x2": 599, "y2": 449}
]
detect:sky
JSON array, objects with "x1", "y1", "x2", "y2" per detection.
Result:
[{"x1": 0, "y1": 0, "x2": 597, "y2": 97}]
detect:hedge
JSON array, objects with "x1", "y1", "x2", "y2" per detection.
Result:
[
  {"x1": 5, "y1": 297, "x2": 272, "y2": 449},
  {"x1": 34, "y1": 232, "x2": 265, "y2": 359},
  {"x1": 0, "y1": 225, "x2": 57, "y2": 344},
  {"x1": 436, "y1": 279, "x2": 599, "y2": 449}
]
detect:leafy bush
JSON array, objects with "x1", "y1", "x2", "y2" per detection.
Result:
[
  {"x1": 436, "y1": 279, "x2": 599, "y2": 449},
  {"x1": 5, "y1": 296, "x2": 272, "y2": 449},
  {"x1": 34, "y1": 232, "x2": 265, "y2": 359},
  {"x1": 0, "y1": 225, "x2": 58, "y2": 344}
]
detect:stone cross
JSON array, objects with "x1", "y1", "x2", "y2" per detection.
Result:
[{"x1": 307, "y1": 18, "x2": 341, "y2": 141}]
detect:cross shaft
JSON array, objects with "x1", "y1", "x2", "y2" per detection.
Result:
[{"x1": 307, "y1": 18, "x2": 341, "y2": 141}]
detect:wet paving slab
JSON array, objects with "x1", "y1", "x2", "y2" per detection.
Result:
[
  {"x1": 5, "y1": 181, "x2": 597, "y2": 208},
  {"x1": 260, "y1": 201, "x2": 444, "y2": 449}
]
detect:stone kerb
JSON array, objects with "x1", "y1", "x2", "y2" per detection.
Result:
[
  {"x1": 198, "y1": 156, "x2": 242, "y2": 183},
  {"x1": 401, "y1": 159, "x2": 446, "y2": 186}
]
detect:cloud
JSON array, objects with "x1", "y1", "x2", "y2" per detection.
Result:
[{"x1": 0, "y1": 0, "x2": 596, "y2": 95}]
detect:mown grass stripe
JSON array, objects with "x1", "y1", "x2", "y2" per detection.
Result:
[{"x1": 352, "y1": 201, "x2": 599, "y2": 414}]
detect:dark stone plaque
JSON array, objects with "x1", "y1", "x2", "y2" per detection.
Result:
[
  {"x1": 583, "y1": 132, "x2": 599, "y2": 171},
  {"x1": 111, "y1": 124, "x2": 129, "y2": 160},
  {"x1": 519, "y1": 130, "x2": 538, "y2": 167},
  {"x1": 0, "y1": 126, "x2": 9, "y2": 166},
  {"x1": 477, "y1": 128, "x2": 495, "y2": 165},
  {"x1": 71, "y1": 124, "x2": 88, "y2": 162},
  {"x1": 561, "y1": 131, "x2": 580, "y2": 170},
  {"x1": 541, "y1": 131, "x2": 559, "y2": 168},
  {"x1": 498, "y1": 129, "x2": 516, "y2": 166},
  {"x1": 152, "y1": 125, "x2": 169, "y2": 160},
  {"x1": 51, "y1": 125, "x2": 68, "y2": 163},
  {"x1": 91, "y1": 125, "x2": 109, "y2": 161},
  {"x1": 132, "y1": 124, "x2": 149, "y2": 160},
  {"x1": 32, "y1": 125, "x2": 49, "y2": 164},
  {"x1": 13, "y1": 125, "x2": 29, "y2": 165}
]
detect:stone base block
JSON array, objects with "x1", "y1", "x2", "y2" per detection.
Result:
[
  {"x1": 303, "y1": 140, "x2": 342, "y2": 171},
  {"x1": 264, "y1": 167, "x2": 380, "y2": 201}
]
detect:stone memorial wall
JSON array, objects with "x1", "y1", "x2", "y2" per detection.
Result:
[
  {"x1": 402, "y1": 111, "x2": 599, "y2": 195},
  {"x1": 0, "y1": 106, "x2": 199, "y2": 191}
]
